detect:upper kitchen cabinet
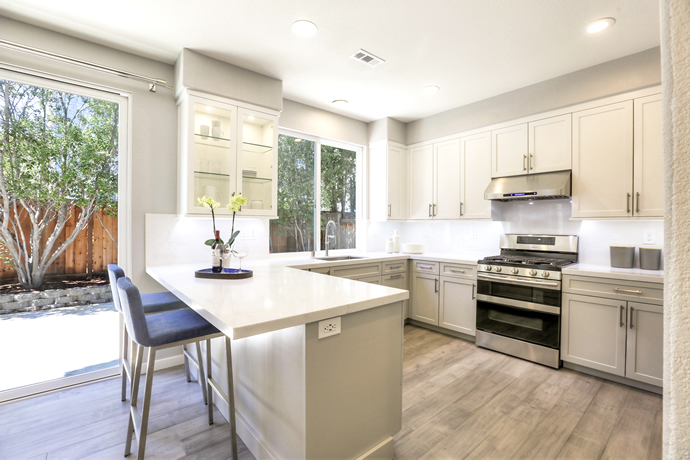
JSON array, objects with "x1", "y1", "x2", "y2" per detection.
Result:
[
  {"x1": 491, "y1": 124, "x2": 528, "y2": 178},
  {"x1": 633, "y1": 94, "x2": 663, "y2": 218},
  {"x1": 528, "y1": 114, "x2": 572, "y2": 174},
  {"x1": 572, "y1": 96, "x2": 661, "y2": 219},
  {"x1": 177, "y1": 91, "x2": 279, "y2": 217},
  {"x1": 572, "y1": 101, "x2": 634, "y2": 218},
  {"x1": 369, "y1": 142, "x2": 408, "y2": 221},
  {"x1": 492, "y1": 115, "x2": 572, "y2": 178},
  {"x1": 460, "y1": 131, "x2": 492, "y2": 219},
  {"x1": 409, "y1": 145, "x2": 435, "y2": 219}
]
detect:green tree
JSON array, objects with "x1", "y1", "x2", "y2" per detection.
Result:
[{"x1": 0, "y1": 79, "x2": 118, "y2": 288}]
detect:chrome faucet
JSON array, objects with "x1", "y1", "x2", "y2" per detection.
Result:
[{"x1": 324, "y1": 220, "x2": 337, "y2": 256}]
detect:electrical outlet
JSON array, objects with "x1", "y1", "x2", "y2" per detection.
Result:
[
  {"x1": 241, "y1": 229, "x2": 256, "y2": 240},
  {"x1": 470, "y1": 230, "x2": 478, "y2": 239},
  {"x1": 643, "y1": 230, "x2": 656, "y2": 245},
  {"x1": 318, "y1": 317, "x2": 341, "y2": 339},
  {"x1": 373, "y1": 229, "x2": 379, "y2": 238},
  {"x1": 423, "y1": 229, "x2": 431, "y2": 238}
]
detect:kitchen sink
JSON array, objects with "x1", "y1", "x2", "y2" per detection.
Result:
[{"x1": 313, "y1": 255, "x2": 369, "y2": 261}]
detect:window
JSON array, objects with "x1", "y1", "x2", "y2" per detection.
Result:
[{"x1": 270, "y1": 132, "x2": 361, "y2": 253}]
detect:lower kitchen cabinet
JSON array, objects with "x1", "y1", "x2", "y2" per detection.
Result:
[
  {"x1": 439, "y1": 277, "x2": 476, "y2": 336},
  {"x1": 561, "y1": 292, "x2": 663, "y2": 386},
  {"x1": 382, "y1": 271, "x2": 409, "y2": 319},
  {"x1": 411, "y1": 273, "x2": 439, "y2": 325},
  {"x1": 359, "y1": 275, "x2": 382, "y2": 284}
]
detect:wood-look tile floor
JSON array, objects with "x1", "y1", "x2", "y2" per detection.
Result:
[{"x1": 0, "y1": 324, "x2": 662, "y2": 459}]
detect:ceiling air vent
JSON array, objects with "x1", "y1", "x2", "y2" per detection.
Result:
[{"x1": 350, "y1": 49, "x2": 385, "y2": 67}]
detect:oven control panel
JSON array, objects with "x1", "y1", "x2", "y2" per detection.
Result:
[{"x1": 479, "y1": 265, "x2": 562, "y2": 280}]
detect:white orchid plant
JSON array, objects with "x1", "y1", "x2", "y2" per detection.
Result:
[{"x1": 198, "y1": 193, "x2": 248, "y2": 248}]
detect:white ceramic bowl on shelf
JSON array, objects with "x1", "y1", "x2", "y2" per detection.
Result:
[{"x1": 402, "y1": 243, "x2": 424, "y2": 254}]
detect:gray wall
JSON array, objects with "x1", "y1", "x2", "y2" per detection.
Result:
[
  {"x1": 0, "y1": 16, "x2": 177, "y2": 295},
  {"x1": 281, "y1": 99, "x2": 368, "y2": 146},
  {"x1": 406, "y1": 47, "x2": 661, "y2": 145}
]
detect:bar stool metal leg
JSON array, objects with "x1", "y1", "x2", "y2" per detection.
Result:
[
  {"x1": 205, "y1": 337, "x2": 238, "y2": 459},
  {"x1": 125, "y1": 344, "x2": 145, "y2": 456},
  {"x1": 121, "y1": 325, "x2": 130, "y2": 402}
]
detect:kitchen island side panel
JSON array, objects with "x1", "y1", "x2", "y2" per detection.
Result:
[{"x1": 305, "y1": 301, "x2": 404, "y2": 459}]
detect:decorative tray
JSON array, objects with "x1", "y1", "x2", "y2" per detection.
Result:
[{"x1": 195, "y1": 268, "x2": 253, "y2": 279}]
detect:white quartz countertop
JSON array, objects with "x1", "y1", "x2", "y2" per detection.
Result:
[
  {"x1": 563, "y1": 264, "x2": 664, "y2": 283},
  {"x1": 146, "y1": 259, "x2": 409, "y2": 340},
  {"x1": 284, "y1": 251, "x2": 484, "y2": 270}
]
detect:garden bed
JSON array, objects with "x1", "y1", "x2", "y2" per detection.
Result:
[{"x1": 0, "y1": 276, "x2": 112, "y2": 314}]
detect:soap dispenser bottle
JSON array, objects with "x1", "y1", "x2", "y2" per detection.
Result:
[{"x1": 392, "y1": 230, "x2": 401, "y2": 253}]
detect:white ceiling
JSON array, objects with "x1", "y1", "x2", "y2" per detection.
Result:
[{"x1": 0, "y1": 0, "x2": 660, "y2": 123}]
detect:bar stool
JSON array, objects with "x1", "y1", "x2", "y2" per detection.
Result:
[
  {"x1": 108, "y1": 264, "x2": 207, "y2": 404},
  {"x1": 117, "y1": 277, "x2": 238, "y2": 459}
]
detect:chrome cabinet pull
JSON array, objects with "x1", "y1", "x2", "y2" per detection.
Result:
[
  {"x1": 530, "y1": 154, "x2": 534, "y2": 170},
  {"x1": 614, "y1": 288, "x2": 643, "y2": 294},
  {"x1": 636, "y1": 192, "x2": 640, "y2": 214},
  {"x1": 388, "y1": 274, "x2": 403, "y2": 279},
  {"x1": 627, "y1": 193, "x2": 631, "y2": 213},
  {"x1": 435, "y1": 278, "x2": 439, "y2": 293},
  {"x1": 523, "y1": 155, "x2": 527, "y2": 171},
  {"x1": 389, "y1": 265, "x2": 402, "y2": 270},
  {"x1": 388, "y1": 203, "x2": 391, "y2": 217},
  {"x1": 449, "y1": 269, "x2": 466, "y2": 274},
  {"x1": 419, "y1": 264, "x2": 433, "y2": 270},
  {"x1": 429, "y1": 204, "x2": 432, "y2": 217},
  {"x1": 433, "y1": 204, "x2": 437, "y2": 216},
  {"x1": 620, "y1": 305, "x2": 625, "y2": 327},
  {"x1": 472, "y1": 283, "x2": 476, "y2": 300},
  {"x1": 460, "y1": 202, "x2": 463, "y2": 216},
  {"x1": 630, "y1": 306, "x2": 634, "y2": 329}
]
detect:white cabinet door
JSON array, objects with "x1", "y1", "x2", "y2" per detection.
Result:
[
  {"x1": 633, "y1": 94, "x2": 663, "y2": 218},
  {"x1": 572, "y1": 101, "x2": 633, "y2": 218},
  {"x1": 528, "y1": 114, "x2": 572, "y2": 174},
  {"x1": 491, "y1": 123, "x2": 528, "y2": 178},
  {"x1": 388, "y1": 145, "x2": 408, "y2": 220},
  {"x1": 439, "y1": 277, "x2": 476, "y2": 336},
  {"x1": 409, "y1": 145, "x2": 434, "y2": 220},
  {"x1": 561, "y1": 293, "x2": 627, "y2": 376},
  {"x1": 626, "y1": 302, "x2": 663, "y2": 386},
  {"x1": 460, "y1": 131, "x2": 492, "y2": 219},
  {"x1": 382, "y1": 272, "x2": 409, "y2": 320},
  {"x1": 433, "y1": 139, "x2": 462, "y2": 220},
  {"x1": 411, "y1": 273, "x2": 439, "y2": 325}
]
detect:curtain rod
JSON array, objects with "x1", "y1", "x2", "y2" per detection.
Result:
[{"x1": 0, "y1": 38, "x2": 172, "y2": 92}]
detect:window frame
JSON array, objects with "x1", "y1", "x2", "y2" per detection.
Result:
[{"x1": 274, "y1": 128, "x2": 364, "y2": 254}]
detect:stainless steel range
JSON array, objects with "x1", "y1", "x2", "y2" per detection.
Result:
[{"x1": 475, "y1": 234, "x2": 578, "y2": 368}]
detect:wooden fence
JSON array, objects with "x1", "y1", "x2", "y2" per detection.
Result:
[{"x1": 0, "y1": 207, "x2": 118, "y2": 280}]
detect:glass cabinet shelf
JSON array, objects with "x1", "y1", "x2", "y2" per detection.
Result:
[
  {"x1": 195, "y1": 171, "x2": 230, "y2": 178},
  {"x1": 243, "y1": 175, "x2": 272, "y2": 183},
  {"x1": 242, "y1": 142, "x2": 273, "y2": 154},
  {"x1": 195, "y1": 133, "x2": 232, "y2": 142}
]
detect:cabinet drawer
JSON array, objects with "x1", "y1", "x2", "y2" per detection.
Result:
[
  {"x1": 358, "y1": 275, "x2": 382, "y2": 284},
  {"x1": 563, "y1": 275, "x2": 663, "y2": 305},
  {"x1": 440, "y1": 262, "x2": 476, "y2": 280},
  {"x1": 383, "y1": 260, "x2": 407, "y2": 275},
  {"x1": 330, "y1": 263, "x2": 382, "y2": 280},
  {"x1": 412, "y1": 260, "x2": 440, "y2": 274}
]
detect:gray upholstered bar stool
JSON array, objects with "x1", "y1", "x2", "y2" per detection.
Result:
[
  {"x1": 108, "y1": 264, "x2": 207, "y2": 403},
  {"x1": 117, "y1": 277, "x2": 238, "y2": 459}
]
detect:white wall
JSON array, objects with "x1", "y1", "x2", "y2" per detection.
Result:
[
  {"x1": 367, "y1": 200, "x2": 664, "y2": 268},
  {"x1": 280, "y1": 99, "x2": 368, "y2": 146},
  {"x1": 406, "y1": 47, "x2": 661, "y2": 145}
]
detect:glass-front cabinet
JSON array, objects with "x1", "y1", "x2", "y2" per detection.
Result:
[{"x1": 178, "y1": 90, "x2": 278, "y2": 217}]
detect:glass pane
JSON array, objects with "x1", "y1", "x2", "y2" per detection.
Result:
[
  {"x1": 241, "y1": 113, "x2": 274, "y2": 211},
  {"x1": 269, "y1": 134, "x2": 315, "y2": 253},
  {"x1": 321, "y1": 144, "x2": 357, "y2": 250},
  {"x1": 0, "y1": 78, "x2": 120, "y2": 395},
  {"x1": 193, "y1": 102, "x2": 233, "y2": 210}
]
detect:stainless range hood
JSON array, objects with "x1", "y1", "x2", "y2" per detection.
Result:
[{"x1": 484, "y1": 170, "x2": 572, "y2": 201}]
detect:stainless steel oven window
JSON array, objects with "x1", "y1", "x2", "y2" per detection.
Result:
[{"x1": 487, "y1": 309, "x2": 544, "y2": 331}]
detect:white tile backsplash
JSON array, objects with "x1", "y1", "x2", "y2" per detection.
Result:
[{"x1": 365, "y1": 200, "x2": 663, "y2": 267}]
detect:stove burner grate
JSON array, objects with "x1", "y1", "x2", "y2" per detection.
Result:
[{"x1": 481, "y1": 255, "x2": 574, "y2": 268}]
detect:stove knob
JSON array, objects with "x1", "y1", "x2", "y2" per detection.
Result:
[
  {"x1": 542, "y1": 271, "x2": 550, "y2": 278},
  {"x1": 529, "y1": 269, "x2": 537, "y2": 276},
  {"x1": 494, "y1": 266, "x2": 502, "y2": 273},
  {"x1": 511, "y1": 268, "x2": 519, "y2": 274},
  {"x1": 484, "y1": 265, "x2": 492, "y2": 271}
]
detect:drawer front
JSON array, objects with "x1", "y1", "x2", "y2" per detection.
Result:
[
  {"x1": 358, "y1": 275, "x2": 382, "y2": 284},
  {"x1": 330, "y1": 263, "x2": 382, "y2": 280},
  {"x1": 440, "y1": 262, "x2": 476, "y2": 280},
  {"x1": 383, "y1": 260, "x2": 407, "y2": 275},
  {"x1": 563, "y1": 275, "x2": 663, "y2": 305},
  {"x1": 310, "y1": 266, "x2": 331, "y2": 275},
  {"x1": 412, "y1": 260, "x2": 440, "y2": 275}
]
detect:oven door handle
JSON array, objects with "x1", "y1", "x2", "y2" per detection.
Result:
[
  {"x1": 477, "y1": 273, "x2": 560, "y2": 288},
  {"x1": 476, "y1": 294, "x2": 561, "y2": 315}
]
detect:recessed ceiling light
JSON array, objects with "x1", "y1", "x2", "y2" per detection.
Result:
[
  {"x1": 247, "y1": 116, "x2": 255, "y2": 120},
  {"x1": 423, "y1": 85, "x2": 440, "y2": 94},
  {"x1": 584, "y1": 18, "x2": 615, "y2": 34},
  {"x1": 332, "y1": 99, "x2": 349, "y2": 106},
  {"x1": 291, "y1": 20, "x2": 318, "y2": 37},
  {"x1": 205, "y1": 106, "x2": 213, "y2": 111}
]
